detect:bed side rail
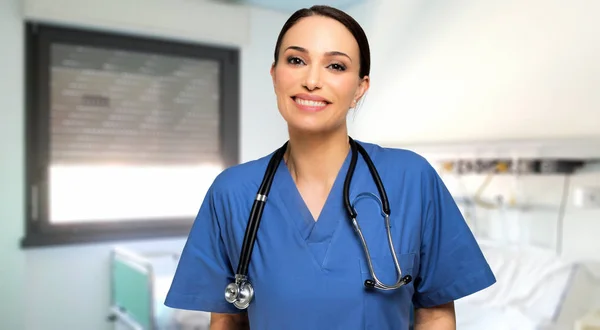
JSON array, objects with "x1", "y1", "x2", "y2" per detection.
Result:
[{"x1": 108, "y1": 247, "x2": 155, "y2": 330}]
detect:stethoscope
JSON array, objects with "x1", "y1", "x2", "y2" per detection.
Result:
[{"x1": 224, "y1": 137, "x2": 412, "y2": 310}]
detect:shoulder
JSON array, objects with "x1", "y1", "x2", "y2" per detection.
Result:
[
  {"x1": 209, "y1": 151, "x2": 275, "y2": 198},
  {"x1": 357, "y1": 140, "x2": 438, "y2": 177}
]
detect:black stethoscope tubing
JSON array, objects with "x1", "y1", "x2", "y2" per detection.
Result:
[
  {"x1": 226, "y1": 137, "x2": 411, "y2": 310},
  {"x1": 237, "y1": 141, "x2": 288, "y2": 276},
  {"x1": 236, "y1": 137, "x2": 387, "y2": 277},
  {"x1": 344, "y1": 137, "x2": 390, "y2": 219}
]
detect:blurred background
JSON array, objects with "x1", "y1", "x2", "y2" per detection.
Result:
[{"x1": 1, "y1": 0, "x2": 599, "y2": 329}]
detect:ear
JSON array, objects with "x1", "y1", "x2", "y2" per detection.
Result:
[
  {"x1": 353, "y1": 76, "x2": 370, "y2": 104},
  {"x1": 270, "y1": 62, "x2": 276, "y2": 85}
]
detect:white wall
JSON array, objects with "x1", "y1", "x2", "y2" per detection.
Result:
[
  {"x1": 239, "y1": 9, "x2": 290, "y2": 162},
  {"x1": 23, "y1": 0, "x2": 251, "y2": 47},
  {"x1": 355, "y1": 0, "x2": 600, "y2": 145}
]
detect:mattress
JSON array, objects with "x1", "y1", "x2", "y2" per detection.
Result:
[
  {"x1": 454, "y1": 240, "x2": 596, "y2": 329},
  {"x1": 455, "y1": 303, "x2": 540, "y2": 330}
]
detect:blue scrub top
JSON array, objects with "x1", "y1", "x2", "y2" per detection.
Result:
[{"x1": 165, "y1": 141, "x2": 496, "y2": 329}]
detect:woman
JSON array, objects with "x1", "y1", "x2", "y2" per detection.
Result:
[{"x1": 165, "y1": 5, "x2": 495, "y2": 330}]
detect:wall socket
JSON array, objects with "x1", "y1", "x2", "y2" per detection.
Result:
[{"x1": 573, "y1": 186, "x2": 600, "y2": 208}]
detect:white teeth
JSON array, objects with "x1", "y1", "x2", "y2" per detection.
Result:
[{"x1": 295, "y1": 98, "x2": 327, "y2": 107}]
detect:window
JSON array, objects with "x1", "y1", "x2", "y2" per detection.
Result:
[{"x1": 22, "y1": 23, "x2": 239, "y2": 247}]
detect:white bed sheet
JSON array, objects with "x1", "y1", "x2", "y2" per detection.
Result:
[
  {"x1": 455, "y1": 303, "x2": 540, "y2": 330},
  {"x1": 455, "y1": 240, "x2": 577, "y2": 329}
]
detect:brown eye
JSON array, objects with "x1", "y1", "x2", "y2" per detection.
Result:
[
  {"x1": 287, "y1": 57, "x2": 304, "y2": 66},
  {"x1": 328, "y1": 63, "x2": 346, "y2": 72}
]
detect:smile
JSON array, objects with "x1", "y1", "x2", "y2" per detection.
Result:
[{"x1": 292, "y1": 96, "x2": 330, "y2": 112}]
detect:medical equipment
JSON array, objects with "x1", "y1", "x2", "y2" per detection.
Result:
[{"x1": 224, "y1": 137, "x2": 413, "y2": 310}]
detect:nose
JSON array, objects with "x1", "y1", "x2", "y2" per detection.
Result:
[{"x1": 302, "y1": 65, "x2": 322, "y2": 91}]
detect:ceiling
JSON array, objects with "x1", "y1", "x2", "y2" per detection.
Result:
[{"x1": 212, "y1": 0, "x2": 366, "y2": 12}]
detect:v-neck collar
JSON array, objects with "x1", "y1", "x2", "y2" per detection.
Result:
[{"x1": 272, "y1": 147, "x2": 354, "y2": 268}]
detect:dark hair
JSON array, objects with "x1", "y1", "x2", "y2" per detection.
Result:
[{"x1": 272, "y1": 5, "x2": 371, "y2": 78}]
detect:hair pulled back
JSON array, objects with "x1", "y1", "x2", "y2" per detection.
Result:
[{"x1": 272, "y1": 5, "x2": 371, "y2": 78}]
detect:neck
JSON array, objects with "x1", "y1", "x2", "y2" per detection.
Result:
[{"x1": 284, "y1": 127, "x2": 350, "y2": 184}]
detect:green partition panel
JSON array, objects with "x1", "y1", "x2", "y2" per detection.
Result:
[{"x1": 112, "y1": 256, "x2": 152, "y2": 329}]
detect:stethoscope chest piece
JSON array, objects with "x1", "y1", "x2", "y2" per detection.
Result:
[{"x1": 225, "y1": 276, "x2": 254, "y2": 309}]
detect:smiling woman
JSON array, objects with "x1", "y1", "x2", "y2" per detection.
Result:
[
  {"x1": 270, "y1": 11, "x2": 369, "y2": 137},
  {"x1": 165, "y1": 5, "x2": 496, "y2": 330}
]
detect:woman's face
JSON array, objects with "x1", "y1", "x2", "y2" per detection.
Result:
[{"x1": 271, "y1": 15, "x2": 369, "y2": 135}]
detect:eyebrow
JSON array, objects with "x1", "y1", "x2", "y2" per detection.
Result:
[{"x1": 285, "y1": 46, "x2": 352, "y2": 62}]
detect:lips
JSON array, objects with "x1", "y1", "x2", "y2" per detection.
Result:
[
  {"x1": 291, "y1": 93, "x2": 331, "y2": 112},
  {"x1": 294, "y1": 97, "x2": 328, "y2": 107}
]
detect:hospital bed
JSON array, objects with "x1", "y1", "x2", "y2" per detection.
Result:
[
  {"x1": 108, "y1": 246, "x2": 211, "y2": 330},
  {"x1": 106, "y1": 240, "x2": 596, "y2": 330},
  {"x1": 454, "y1": 238, "x2": 600, "y2": 330}
]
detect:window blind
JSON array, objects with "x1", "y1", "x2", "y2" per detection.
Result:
[{"x1": 49, "y1": 44, "x2": 222, "y2": 165}]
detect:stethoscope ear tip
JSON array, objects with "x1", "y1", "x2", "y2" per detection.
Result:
[
  {"x1": 364, "y1": 279, "x2": 376, "y2": 289},
  {"x1": 363, "y1": 275, "x2": 413, "y2": 290}
]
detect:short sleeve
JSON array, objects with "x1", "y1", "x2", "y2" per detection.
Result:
[
  {"x1": 164, "y1": 185, "x2": 242, "y2": 314},
  {"x1": 412, "y1": 165, "x2": 496, "y2": 308}
]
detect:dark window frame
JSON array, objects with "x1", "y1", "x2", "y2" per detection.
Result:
[{"x1": 22, "y1": 23, "x2": 240, "y2": 248}]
